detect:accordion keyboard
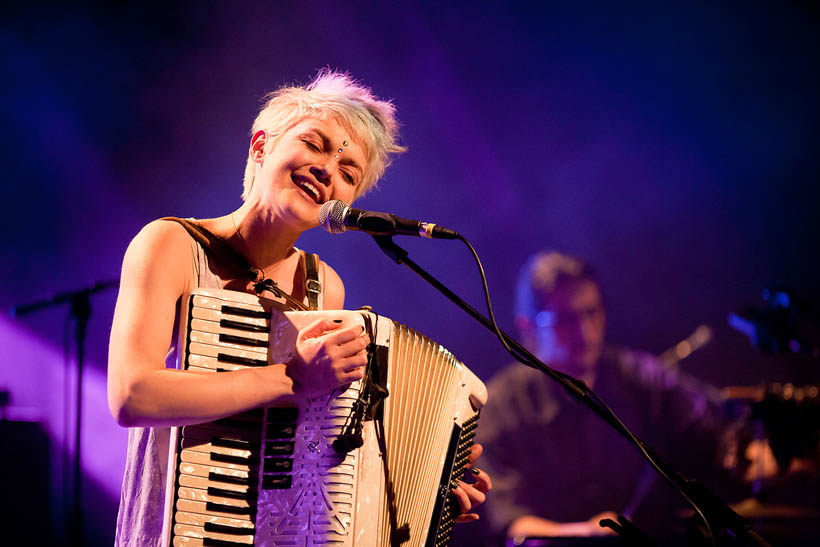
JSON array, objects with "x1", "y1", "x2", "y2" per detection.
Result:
[{"x1": 162, "y1": 289, "x2": 486, "y2": 547}]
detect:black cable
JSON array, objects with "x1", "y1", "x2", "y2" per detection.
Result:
[{"x1": 455, "y1": 234, "x2": 512, "y2": 355}]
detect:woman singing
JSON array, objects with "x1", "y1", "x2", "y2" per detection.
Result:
[{"x1": 107, "y1": 70, "x2": 490, "y2": 545}]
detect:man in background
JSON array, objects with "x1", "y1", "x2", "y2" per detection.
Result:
[{"x1": 476, "y1": 251, "x2": 726, "y2": 542}]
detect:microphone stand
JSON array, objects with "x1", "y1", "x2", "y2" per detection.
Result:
[
  {"x1": 11, "y1": 279, "x2": 120, "y2": 547},
  {"x1": 371, "y1": 235, "x2": 770, "y2": 546}
]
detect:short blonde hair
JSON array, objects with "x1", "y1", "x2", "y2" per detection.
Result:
[{"x1": 242, "y1": 69, "x2": 405, "y2": 200}]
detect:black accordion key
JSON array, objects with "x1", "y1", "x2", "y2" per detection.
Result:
[
  {"x1": 205, "y1": 502, "x2": 253, "y2": 515},
  {"x1": 221, "y1": 304, "x2": 270, "y2": 319},
  {"x1": 219, "y1": 333, "x2": 269, "y2": 348},
  {"x1": 217, "y1": 353, "x2": 267, "y2": 367},
  {"x1": 212, "y1": 437, "x2": 259, "y2": 451},
  {"x1": 211, "y1": 452, "x2": 255, "y2": 466},
  {"x1": 207, "y1": 486, "x2": 257, "y2": 501},
  {"x1": 204, "y1": 522, "x2": 256, "y2": 536},
  {"x1": 212, "y1": 417, "x2": 263, "y2": 431},
  {"x1": 219, "y1": 318, "x2": 268, "y2": 333},
  {"x1": 209, "y1": 471, "x2": 252, "y2": 486},
  {"x1": 267, "y1": 408, "x2": 298, "y2": 423},
  {"x1": 203, "y1": 537, "x2": 254, "y2": 547}
]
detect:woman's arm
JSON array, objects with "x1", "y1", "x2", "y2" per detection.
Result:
[{"x1": 107, "y1": 221, "x2": 367, "y2": 428}]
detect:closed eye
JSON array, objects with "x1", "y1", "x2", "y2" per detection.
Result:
[
  {"x1": 302, "y1": 138, "x2": 321, "y2": 152},
  {"x1": 340, "y1": 169, "x2": 356, "y2": 185}
]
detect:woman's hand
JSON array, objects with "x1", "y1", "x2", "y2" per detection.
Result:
[
  {"x1": 287, "y1": 319, "x2": 369, "y2": 398},
  {"x1": 452, "y1": 443, "x2": 493, "y2": 523}
]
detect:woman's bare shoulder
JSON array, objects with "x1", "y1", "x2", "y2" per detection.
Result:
[{"x1": 120, "y1": 218, "x2": 198, "y2": 293}]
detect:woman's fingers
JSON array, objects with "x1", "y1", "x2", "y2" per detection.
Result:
[
  {"x1": 451, "y1": 482, "x2": 485, "y2": 523},
  {"x1": 468, "y1": 466, "x2": 492, "y2": 493},
  {"x1": 451, "y1": 483, "x2": 471, "y2": 513},
  {"x1": 461, "y1": 481, "x2": 486, "y2": 505},
  {"x1": 464, "y1": 444, "x2": 491, "y2": 492},
  {"x1": 323, "y1": 323, "x2": 366, "y2": 345},
  {"x1": 297, "y1": 318, "x2": 341, "y2": 342},
  {"x1": 296, "y1": 322, "x2": 369, "y2": 362},
  {"x1": 468, "y1": 443, "x2": 483, "y2": 464},
  {"x1": 290, "y1": 320, "x2": 370, "y2": 397},
  {"x1": 334, "y1": 330, "x2": 370, "y2": 358},
  {"x1": 341, "y1": 352, "x2": 368, "y2": 372},
  {"x1": 310, "y1": 324, "x2": 369, "y2": 360},
  {"x1": 450, "y1": 442, "x2": 492, "y2": 524},
  {"x1": 340, "y1": 367, "x2": 365, "y2": 384}
]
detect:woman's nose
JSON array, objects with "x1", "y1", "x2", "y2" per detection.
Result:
[{"x1": 310, "y1": 164, "x2": 331, "y2": 184}]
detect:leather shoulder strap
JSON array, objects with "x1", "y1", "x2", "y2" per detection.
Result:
[
  {"x1": 163, "y1": 217, "x2": 315, "y2": 311},
  {"x1": 301, "y1": 250, "x2": 322, "y2": 310},
  {"x1": 160, "y1": 217, "x2": 256, "y2": 281}
]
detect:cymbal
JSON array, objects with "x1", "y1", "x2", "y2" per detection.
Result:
[
  {"x1": 731, "y1": 497, "x2": 820, "y2": 519},
  {"x1": 677, "y1": 497, "x2": 819, "y2": 520}
]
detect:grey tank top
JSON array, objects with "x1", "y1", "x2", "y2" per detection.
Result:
[{"x1": 114, "y1": 230, "x2": 323, "y2": 546}]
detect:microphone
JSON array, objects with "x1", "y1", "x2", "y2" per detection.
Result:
[{"x1": 318, "y1": 200, "x2": 459, "y2": 239}]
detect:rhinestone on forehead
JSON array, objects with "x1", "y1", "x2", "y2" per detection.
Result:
[{"x1": 335, "y1": 139, "x2": 349, "y2": 162}]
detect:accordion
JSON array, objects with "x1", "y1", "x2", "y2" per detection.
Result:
[{"x1": 161, "y1": 288, "x2": 487, "y2": 547}]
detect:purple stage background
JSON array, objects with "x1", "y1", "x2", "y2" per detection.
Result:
[{"x1": 1, "y1": 3, "x2": 818, "y2": 545}]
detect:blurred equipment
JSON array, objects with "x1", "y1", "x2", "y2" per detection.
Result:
[
  {"x1": 722, "y1": 383, "x2": 820, "y2": 545},
  {"x1": 506, "y1": 538, "x2": 626, "y2": 546},
  {"x1": 729, "y1": 287, "x2": 819, "y2": 356},
  {"x1": 659, "y1": 324, "x2": 713, "y2": 368},
  {"x1": 729, "y1": 497, "x2": 820, "y2": 546},
  {"x1": 722, "y1": 287, "x2": 820, "y2": 544},
  {"x1": 0, "y1": 391, "x2": 52, "y2": 545},
  {"x1": 0, "y1": 388, "x2": 8, "y2": 420},
  {"x1": 723, "y1": 383, "x2": 820, "y2": 482},
  {"x1": 9, "y1": 278, "x2": 119, "y2": 547},
  {"x1": 658, "y1": 324, "x2": 725, "y2": 406}
]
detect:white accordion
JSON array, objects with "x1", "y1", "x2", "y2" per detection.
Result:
[{"x1": 161, "y1": 289, "x2": 487, "y2": 547}]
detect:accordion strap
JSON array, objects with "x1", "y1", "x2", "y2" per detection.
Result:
[
  {"x1": 161, "y1": 216, "x2": 321, "y2": 311},
  {"x1": 303, "y1": 250, "x2": 321, "y2": 310}
]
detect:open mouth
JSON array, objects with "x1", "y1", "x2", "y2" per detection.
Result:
[{"x1": 292, "y1": 175, "x2": 323, "y2": 204}]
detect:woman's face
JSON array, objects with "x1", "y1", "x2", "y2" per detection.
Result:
[{"x1": 248, "y1": 116, "x2": 367, "y2": 228}]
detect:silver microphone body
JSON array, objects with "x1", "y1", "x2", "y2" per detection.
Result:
[{"x1": 318, "y1": 200, "x2": 458, "y2": 239}]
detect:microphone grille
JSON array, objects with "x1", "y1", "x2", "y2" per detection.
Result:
[{"x1": 318, "y1": 200, "x2": 349, "y2": 234}]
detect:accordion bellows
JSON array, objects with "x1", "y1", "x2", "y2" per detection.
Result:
[{"x1": 161, "y1": 289, "x2": 487, "y2": 546}]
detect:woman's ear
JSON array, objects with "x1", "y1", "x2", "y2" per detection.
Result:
[{"x1": 249, "y1": 130, "x2": 267, "y2": 164}]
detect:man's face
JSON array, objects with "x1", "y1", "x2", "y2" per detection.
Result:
[{"x1": 532, "y1": 280, "x2": 606, "y2": 377}]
